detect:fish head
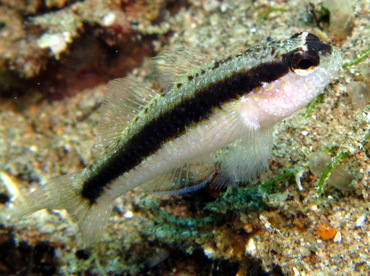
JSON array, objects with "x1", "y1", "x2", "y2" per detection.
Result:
[{"x1": 239, "y1": 32, "x2": 342, "y2": 129}]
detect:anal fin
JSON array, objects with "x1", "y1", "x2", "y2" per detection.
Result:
[{"x1": 138, "y1": 155, "x2": 215, "y2": 194}]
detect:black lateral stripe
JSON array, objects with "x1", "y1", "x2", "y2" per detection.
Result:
[{"x1": 81, "y1": 58, "x2": 291, "y2": 203}]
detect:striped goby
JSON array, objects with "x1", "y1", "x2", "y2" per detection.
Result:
[{"x1": 12, "y1": 32, "x2": 342, "y2": 244}]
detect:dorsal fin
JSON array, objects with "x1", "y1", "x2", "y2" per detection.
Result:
[
  {"x1": 97, "y1": 78, "x2": 158, "y2": 149},
  {"x1": 152, "y1": 48, "x2": 212, "y2": 92},
  {"x1": 138, "y1": 155, "x2": 215, "y2": 194}
]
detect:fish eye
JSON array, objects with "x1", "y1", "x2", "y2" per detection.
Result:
[
  {"x1": 290, "y1": 49, "x2": 320, "y2": 75},
  {"x1": 297, "y1": 58, "x2": 314, "y2": 69}
]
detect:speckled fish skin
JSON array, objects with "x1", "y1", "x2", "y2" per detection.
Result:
[{"x1": 12, "y1": 32, "x2": 342, "y2": 244}]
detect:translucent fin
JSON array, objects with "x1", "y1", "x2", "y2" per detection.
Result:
[
  {"x1": 11, "y1": 172, "x2": 114, "y2": 245},
  {"x1": 214, "y1": 129, "x2": 273, "y2": 187},
  {"x1": 152, "y1": 48, "x2": 212, "y2": 92},
  {"x1": 97, "y1": 78, "x2": 158, "y2": 149},
  {"x1": 139, "y1": 155, "x2": 215, "y2": 193}
]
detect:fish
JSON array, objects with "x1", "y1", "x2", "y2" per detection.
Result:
[{"x1": 11, "y1": 32, "x2": 342, "y2": 244}]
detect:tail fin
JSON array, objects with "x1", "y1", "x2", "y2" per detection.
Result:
[{"x1": 11, "y1": 173, "x2": 114, "y2": 244}]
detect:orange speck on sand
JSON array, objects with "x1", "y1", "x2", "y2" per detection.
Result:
[
  {"x1": 56, "y1": 128, "x2": 64, "y2": 135},
  {"x1": 316, "y1": 224, "x2": 337, "y2": 240}
]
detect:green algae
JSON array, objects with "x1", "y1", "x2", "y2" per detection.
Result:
[
  {"x1": 304, "y1": 93, "x2": 325, "y2": 118},
  {"x1": 259, "y1": 167, "x2": 303, "y2": 193},
  {"x1": 206, "y1": 186, "x2": 268, "y2": 215},
  {"x1": 343, "y1": 48, "x2": 370, "y2": 69},
  {"x1": 141, "y1": 185, "x2": 269, "y2": 253},
  {"x1": 316, "y1": 151, "x2": 349, "y2": 194},
  {"x1": 306, "y1": 3, "x2": 331, "y2": 30},
  {"x1": 258, "y1": 7, "x2": 287, "y2": 19}
]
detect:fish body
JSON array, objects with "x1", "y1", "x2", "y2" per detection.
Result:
[{"x1": 12, "y1": 32, "x2": 342, "y2": 244}]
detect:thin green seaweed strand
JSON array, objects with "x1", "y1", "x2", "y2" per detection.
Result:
[
  {"x1": 316, "y1": 152, "x2": 348, "y2": 194},
  {"x1": 343, "y1": 48, "x2": 370, "y2": 69},
  {"x1": 259, "y1": 166, "x2": 302, "y2": 192},
  {"x1": 304, "y1": 94, "x2": 325, "y2": 118}
]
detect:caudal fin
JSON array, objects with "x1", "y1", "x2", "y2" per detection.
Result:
[{"x1": 11, "y1": 172, "x2": 114, "y2": 244}]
